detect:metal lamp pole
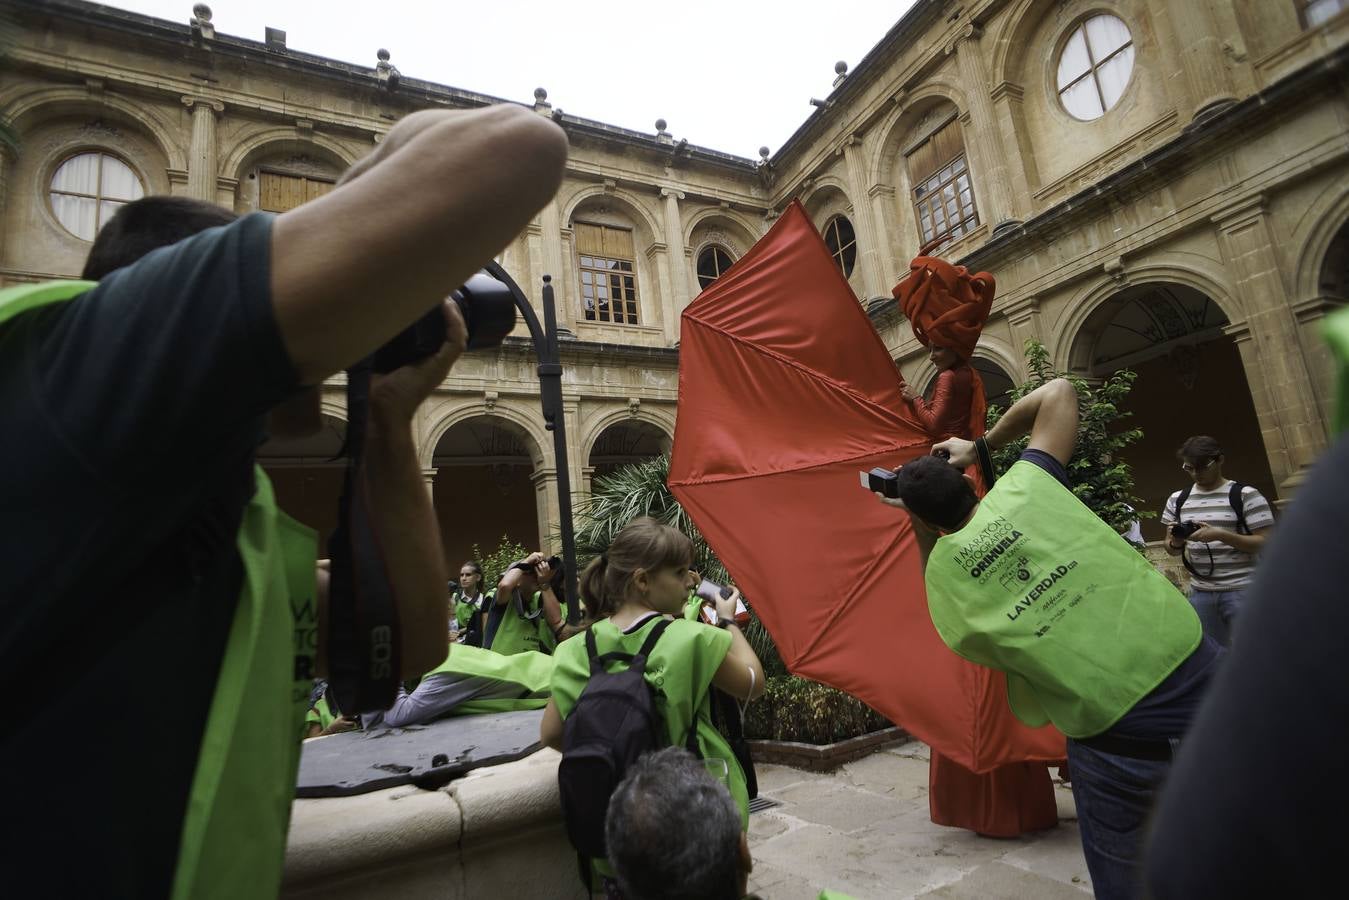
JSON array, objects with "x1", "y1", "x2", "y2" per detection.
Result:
[{"x1": 483, "y1": 263, "x2": 581, "y2": 625}]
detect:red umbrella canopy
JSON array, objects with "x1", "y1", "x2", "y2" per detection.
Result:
[{"x1": 669, "y1": 201, "x2": 1062, "y2": 771}]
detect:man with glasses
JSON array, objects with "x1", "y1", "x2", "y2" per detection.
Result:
[{"x1": 1161, "y1": 436, "x2": 1274, "y2": 646}]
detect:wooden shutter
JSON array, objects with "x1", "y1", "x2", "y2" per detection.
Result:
[
  {"x1": 574, "y1": 222, "x2": 605, "y2": 255},
  {"x1": 602, "y1": 226, "x2": 635, "y2": 260},
  {"x1": 259, "y1": 172, "x2": 334, "y2": 212},
  {"x1": 906, "y1": 117, "x2": 964, "y2": 184}
]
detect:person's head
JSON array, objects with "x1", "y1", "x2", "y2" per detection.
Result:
[
  {"x1": 81, "y1": 195, "x2": 238, "y2": 280},
  {"x1": 580, "y1": 517, "x2": 694, "y2": 618},
  {"x1": 606, "y1": 747, "x2": 750, "y2": 900},
  {"x1": 458, "y1": 560, "x2": 483, "y2": 594},
  {"x1": 928, "y1": 344, "x2": 963, "y2": 372},
  {"x1": 895, "y1": 455, "x2": 979, "y2": 531},
  {"x1": 1177, "y1": 436, "x2": 1224, "y2": 488}
]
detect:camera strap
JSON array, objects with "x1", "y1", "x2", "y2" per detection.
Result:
[{"x1": 325, "y1": 359, "x2": 402, "y2": 714}]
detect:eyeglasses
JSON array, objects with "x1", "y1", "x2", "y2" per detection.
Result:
[{"x1": 1181, "y1": 459, "x2": 1216, "y2": 473}]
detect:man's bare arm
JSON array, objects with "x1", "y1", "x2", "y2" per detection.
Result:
[
  {"x1": 937, "y1": 378, "x2": 1080, "y2": 469},
  {"x1": 270, "y1": 104, "x2": 568, "y2": 384}
]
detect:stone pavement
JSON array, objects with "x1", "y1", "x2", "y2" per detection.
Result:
[{"x1": 746, "y1": 741, "x2": 1093, "y2": 899}]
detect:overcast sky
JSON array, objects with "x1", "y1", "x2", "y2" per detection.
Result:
[{"x1": 107, "y1": 0, "x2": 916, "y2": 158}]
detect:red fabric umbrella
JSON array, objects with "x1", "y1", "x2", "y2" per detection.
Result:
[{"x1": 668, "y1": 201, "x2": 1063, "y2": 772}]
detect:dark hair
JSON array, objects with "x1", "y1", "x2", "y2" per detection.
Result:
[
  {"x1": 1177, "y1": 435, "x2": 1222, "y2": 463},
  {"x1": 459, "y1": 560, "x2": 483, "y2": 588},
  {"x1": 81, "y1": 196, "x2": 238, "y2": 280},
  {"x1": 895, "y1": 455, "x2": 978, "y2": 530},
  {"x1": 606, "y1": 747, "x2": 741, "y2": 900},
  {"x1": 580, "y1": 517, "x2": 693, "y2": 619}
]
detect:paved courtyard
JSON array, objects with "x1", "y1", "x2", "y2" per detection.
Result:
[{"x1": 747, "y1": 742, "x2": 1093, "y2": 899}]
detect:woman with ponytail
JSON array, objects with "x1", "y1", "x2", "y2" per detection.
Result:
[{"x1": 540, "y1": 517, "x2": 765, "y2": 887}]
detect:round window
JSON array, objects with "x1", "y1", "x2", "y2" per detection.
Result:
[
  {"x1": 696, "y1": 245, "x2": 735, "y2": 289},
  {"x1": 1056, "y1": 14, "x2": 1136, "y2": 121},
  {"x1": 49, "y1": 151, "x2": 145, "y2": 241}
]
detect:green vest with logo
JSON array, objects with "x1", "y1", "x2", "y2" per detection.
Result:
[
  {"x1": 1325, "y1": 306, "x2": 1349, "y2": 434},
  {"x1": 0, "y1": 280, "x2": 318, "y2": 899},
  {"x1": 489, "y1": 590, "x2": 564, "y2": 656},
  {"x1": 924, "y1": 460, "x2": 1201, "y2": 738}
]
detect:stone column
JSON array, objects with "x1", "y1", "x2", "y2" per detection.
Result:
[
  {"x1": 989, "y1": 82, "x2": 1040, "y2": 211},
  {"x1": 841, "y1": 136, "x2": 887, "y2": 300},
  {"x1": 867, "y1": 183, "x2": 902, "y2": 289},
  {"x1": 1213, "y1": 196, "x2": 1325, "y2": 497},
  {"x1": 660, "y1": 188, "x2": 689, "y2": 336},
  {"x1": 947, "y1": 26, "x2": 1018, "y2": 230},
  {"x1": 421, "y1": 467, "x2": 437, "y2": 501},
  {"x1": 1003, "y1": 297, "x2": 1043, "y2": 377},
  {"x1": 1147, "y1": 0, "x2": 1237, "y2": 122},
  {"x1": 647, "y1": 242, "x2": 676, "y2": 338},
  {"x1": 181, "y1": 96, "x2": 224, "y2": 203},
  {"x1": 530, "y1": 467, "x2": 559, "y2": 553},
  {"x1": 538, "y1": 198, "x2": 569, "y2": 331}
]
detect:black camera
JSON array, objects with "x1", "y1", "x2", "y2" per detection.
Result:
[
  {"x1": 372, "y1": 271, "x2": 517, "y2": 373},
  {"x1": 1170, "y1": 521, "x2": 1202, "y2": 539}
]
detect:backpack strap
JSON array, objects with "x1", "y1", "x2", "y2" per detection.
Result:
[
  {"x1": 586, "y1": 617, "x2": 673, "y2": 675},
  {"x1": 1229, "y1": 482, "x2": 1250, "y2": 535},
  {"x1": 1174, "y1": 483, "x2": 1193, "y2": 522}
]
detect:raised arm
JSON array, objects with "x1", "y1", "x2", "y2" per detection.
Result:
[
  {"x1": 270, "y1": 105, "x2": 568, "y2": 384},
  {"x1": 934, "y1": 378, "x2": 1079, "y2": 469}
]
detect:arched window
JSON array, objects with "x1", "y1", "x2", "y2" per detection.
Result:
[
  {"x1": 1056, "y1": 14, "x2": 1136, "y2": 121},
  {"x1": 49, "y1": 151, "x2": 144, "y2": 241},
  {"x1": 576, "y1": 221, "x2": 641, "y2": 326},
  {"x1": 907, "y1": 115, "x2": 979, "y2": 251},
  {"x1": 696, "y1": 245, "x2": 735, "y2": 289},
  {"x1": 823, "y1": 215, "x2": 857, "y2": 277}
]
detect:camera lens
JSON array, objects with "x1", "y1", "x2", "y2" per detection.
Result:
[{"x1": 452, "y1": 272, "x2": 516, "y2": 350}]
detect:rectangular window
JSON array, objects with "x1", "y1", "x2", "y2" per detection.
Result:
[
  {"x1": 575, "y1": 222, "x2": 641, "y2": 326},
  {"x1": 259, "y1": 171, "x2": 335, "y2": 213},
  {"x1": 906, "y1": 118, "x2": 979, "y2": 251}
]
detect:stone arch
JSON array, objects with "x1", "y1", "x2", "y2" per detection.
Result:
[
  {"x1": 580, "y1": 405, "x2": 675, "y2": 462},
  {"x1": 989, "y1": 0, "x2": 1060, "y2": 87},
  {"x1": 682, "y1": 207, "x2": 760, "y2": 254},
  {"x1": 1292, "y1": 186, "x2": 1349, "y2": 303},
  {"x1": 0, "y1": 86, "x2": 187, "y2": 171},
  {"x1": 867, "y1": 82, "x2": 970, "y2": 187},
  {"x1": 584, "y1": 414, "x2": 674, "y2": 484},
  {"x1": 421, "y1": 401, "x2": 549, "y2": 470},
  {"x1": 800, "y1": 177, "x2": 855, "y2": 220},
  {"x1": 1051, "y1": 260, "x2": 1244, "y2": 370},
  {"x1": 559, "y1": 184, "x2": 663, "y2": 247},
  {"x1": 220, "y1": 127, "x2": 361, "y2": 184},
  {"x1": 906, "y1": 343, "x2": 1020, "y2": 407}
]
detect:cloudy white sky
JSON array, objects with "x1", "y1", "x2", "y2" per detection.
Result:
[{"x1": 107, "y1": 0, "x2": 917, "y2": 158}]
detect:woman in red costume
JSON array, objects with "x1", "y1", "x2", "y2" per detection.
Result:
[{"x1": 893, "y1": 248, "x2": 1059, "y2": 838}]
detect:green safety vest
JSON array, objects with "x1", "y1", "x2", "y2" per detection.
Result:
[
  {"x1": 1325, "y1": 306, "x2": 1349, "y2": 434},
  {"x1": 924, "y1": 460, "x2": 1201, "y2": 737},
  {"x1": 452, "y1": 590, "x2": 487, "y2": 630},
  {"x1": 488, "y1": 590, "x2": 565, "y2": 656},
  {"x1": 422, "y1": 643, "x2": 555, "y2": 714},
  {"x1": 551, "y1": 616, "x2": 748, "y2": 825},
  {"x1": 0, "y1": 280, "x2": 318, "y2": 899}
]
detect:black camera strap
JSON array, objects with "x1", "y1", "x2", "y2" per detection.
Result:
[{"x1": 325, "y1": 359, "x2": 402, "y2": 714}]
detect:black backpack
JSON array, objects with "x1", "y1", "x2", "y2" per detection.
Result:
[{"x1": 558, "y1": 618, "x2": 692, "y2": 861}]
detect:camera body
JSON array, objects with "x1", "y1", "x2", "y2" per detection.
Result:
[
  {"x1": 1170, "y1": 521, "x2": 1202, "y2": 540},
  {"x1": 372, "y1": 271, "x2": 517, "y2": 373}
]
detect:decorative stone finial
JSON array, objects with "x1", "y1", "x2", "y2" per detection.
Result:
[
  {"x1": 833, "y1": 60, "x2": 849, "y2": 88},
  {"x1": 191, "y1": 4, "x2": 215, "y2": 41},
  {"x1": 655, "y1": 118, "x2": 672, "y2": 145},
  {"x1": 375, "y1": 49, "x2": 400, "y2": 90},
  {"x1": 533, "y1": 87, "x2": 551, "y2": 113},
  {"x1": 193, "y1": 3, "x2": 212, "y2": 21},
  {"x1": 759, "y1": 146, "x2": 770, "y2": 160}
]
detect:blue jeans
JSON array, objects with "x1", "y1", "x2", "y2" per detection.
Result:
[
  {"x1": 1066, "y1": 739, "x2": 1173, "y2": 900},
  {"x1": 1187, "y1": 588, "x2": 1245, "y2": 647}
]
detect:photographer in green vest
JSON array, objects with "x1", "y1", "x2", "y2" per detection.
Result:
[
  {"x1": 875, "y1": 378, "x2": 1223, "y2": 900},
  {"x1": 0, "y1": 103, "x2": 568, "y2": 899}
]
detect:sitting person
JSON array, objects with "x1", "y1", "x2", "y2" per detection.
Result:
[
  {"x1": 362, "y1": 644, "x2": 555, "y2": 729},
  {"x1": 303, "y1": 679, "x2": 358, "y2": 738},
  {"x1": 540, "y1": 517, "x2": 765, "y2": 893},
  {"x1": 876, "y1": 378, "x2": 1223, "y2": 900},
  {"x1": 484, "y1": 551, "x2": 571, "y2": 655}
]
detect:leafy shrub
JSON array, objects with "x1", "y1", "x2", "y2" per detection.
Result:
[
  {"x1": 470, "y1": 534, "x2": 530, "y2": 589},
  {"x1": 743, "y1": 675, "x2": 891, "y2": 744}
]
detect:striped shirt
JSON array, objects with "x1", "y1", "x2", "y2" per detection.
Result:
[{"x1": 1161, "y1": 481, "x2": 1274, "y2": 590}]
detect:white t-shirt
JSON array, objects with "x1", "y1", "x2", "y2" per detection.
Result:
[{"x1": 1161, "y1": 481, "x2": 1274, "y2": 590}]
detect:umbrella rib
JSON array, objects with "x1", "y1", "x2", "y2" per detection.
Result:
[{"x1": 681, "y1": 317, "x2": 918, "y2": 426}]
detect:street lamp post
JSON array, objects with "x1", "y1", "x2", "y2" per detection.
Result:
[{"x1": 483, "y1": 263, "x2": 581, "y2": 625}]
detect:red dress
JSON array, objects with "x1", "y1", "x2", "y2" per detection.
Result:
[{"x1": 910, "y1": 364, "x2": 1060, "y2": 837}]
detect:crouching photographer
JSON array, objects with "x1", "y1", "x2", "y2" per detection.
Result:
[{"x1": 0, "y1": 103, "x2": 567, "y2": 898}]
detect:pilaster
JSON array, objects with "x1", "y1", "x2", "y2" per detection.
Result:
[
  {"x1": 840, "y1": 136, "x2": 887, "y2": 300},
  {"x1": 947, "y1": 27, "x2": 1019, "y2": 231},
  {"x1": 181, "y1": 96, "x2": 224, "y2": 203}
]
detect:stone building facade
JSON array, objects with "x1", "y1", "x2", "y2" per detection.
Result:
[{"x1": 2, "y1": 0, "x2": 1346, "y2": 566}]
